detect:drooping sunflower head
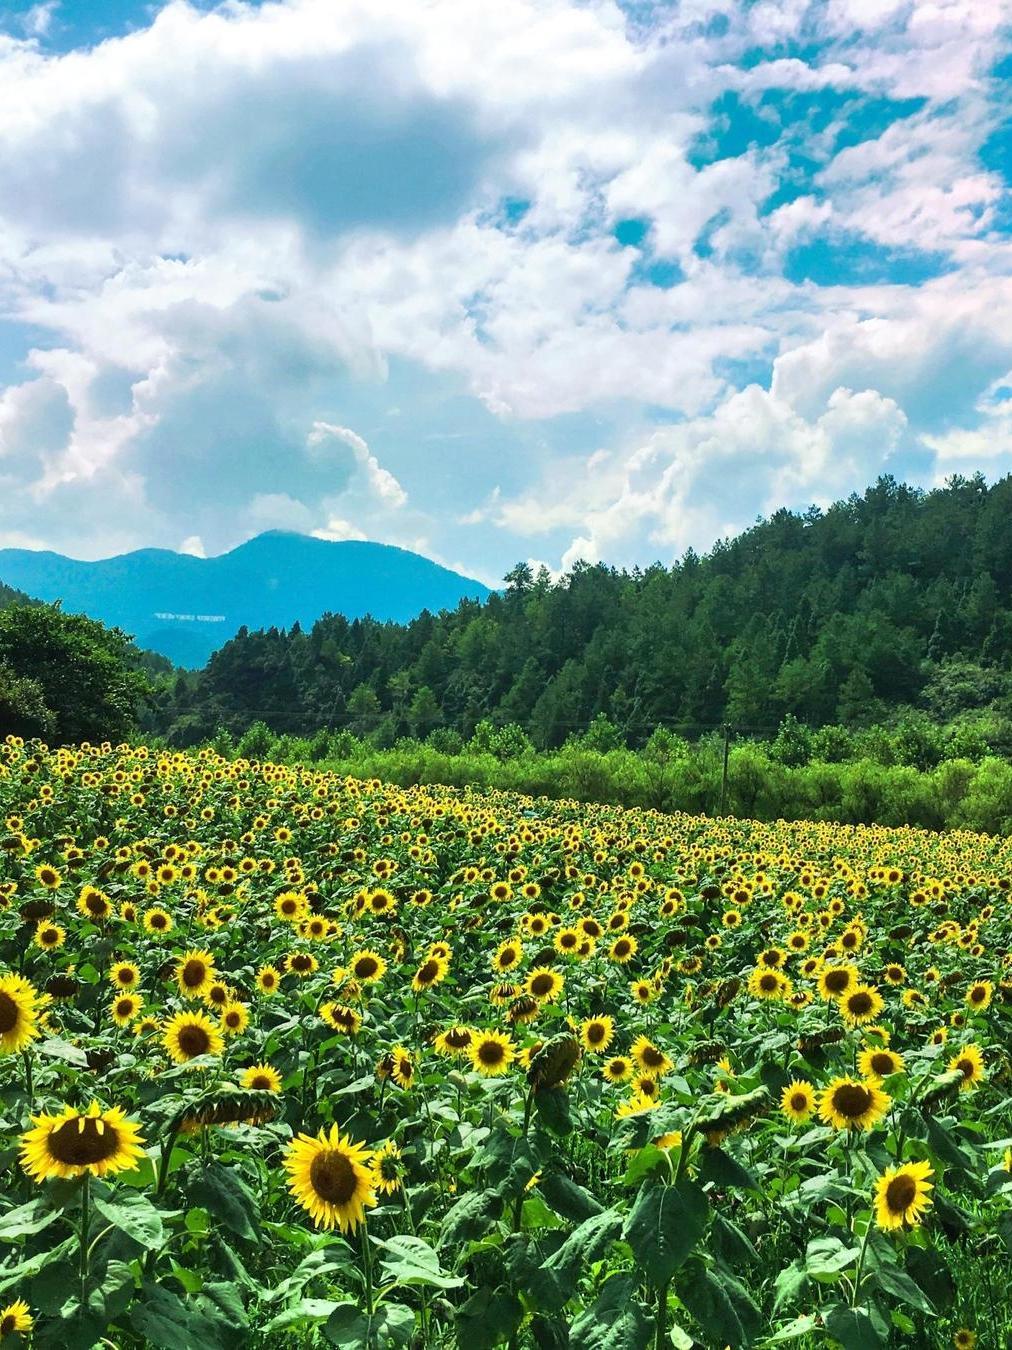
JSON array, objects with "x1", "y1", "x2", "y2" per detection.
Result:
[
  {"x1": 163, "y1": 1010, "x2": 224, "y2": 1065},
  {"x1": 873, "y1": 1158, "x2": 934, "y2": 1231},
  {"x1": 20, "y1": 1101, "x2": 145, "y2": 1181},
  {"x1": 284, "y1": 1125, "x2": 376, "y2": 1232}
]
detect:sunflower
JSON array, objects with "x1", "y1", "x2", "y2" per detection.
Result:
[
  {"x1": 143, "y1": 907, "x2": 173, "y2": 935},
  {"x1": 109, "y1": 961, "x2": 140, "y2": 989},
  {"x1": 873, "y1": 1158, "x2": 934, "y2": 1231},
  {"x1": 35, "y1": 865, "x2": 61, "y2": 890},
  {"x1": 220, "y1": 1002, "x2": 249, "y2": 1037},
  {"x1": 434, "y1": 1025, "x2": 474, "y2": 1058},
  {"x1": 284, "y1": 1125, "x2": 376, "y2": 1232},
  {"x1": 525, "y1": 966, "x2": 564, "y2": 1003},
  {"x1": 0, "y1": 1300, "x2": 32, "y2": 1337},
  {"x1": 468, "y1": 1029, "x2": 515, "y2": 1077},
  {"x1": 780, "y1": 1079, "x2": 816, "y2": 1124},
  {"x1": 256, "y1": 965, "x2": 281, "y2": 995},
  {"x1": 630, "y1": 980, "x2": 655, "y2": 1005},
  {"x1": 817, "y1": 964, "x2": 857, "y2": 1000},
  {"x1": 110, "y1": 993, "x2": 142, "y2": 1027},
  {"x1": 748, "y1": 967, "x2": 790, "y2": 1001},
  {"x1": 274, "y1": 891, "x2": 308, "y2": 922},
  {"x1": 630, "y1": 1035, "x2": 672, "y2": 1078},
  {"x1": 241, "y1": 1063, "x2": 282, "y2": 1093},
  {"x1": 579, "y1": 1015, "x2": 615, "y2": 1054},
  {"x1": 412, "y1": 955, "x2": 448, "y2": 992},
  {"x1": 320, "y1": 1003, "x2": 362, "y2": 1036},
  {"x1": 349, "y1": 950, "x2": 387, "y2": 984},
  {"x1": 839, "y1": 984, "x2": 884, "y2": 1026},
  {"x1": 20, "y1": 1102, "x2": 145, "y2": 1181},
  {"x1": 608, "y1": 935, "x2": 637, "y2": 963},
  {"x1": 615, "y1": 1090, "x2": 660, "y2": 1118},
  {"x1": 857, "y1": 1046, "x2": 905, "y2": 1082},
  {"x1": 948, "y1": 1043, "x2": 985, "y2": 1091},
  {"x1": 175, "y1": 950, "x2": 216, "y2": 999},
  {"x1": 373, "y1": 1140, "x2": 403, "y2": 1195},
  {"x1": 0, "y1": 975, "x2": 39, "y2": 1055},
  {"x1": 602, "y1": 1055, "x2": 632, "y2": 1083},
  {"x1": 819, "y1": 1077, "x2": 890, "y2": 1131},
  {"x1": 389, "y1": 1046, "x2": 415, "y2": 1089},
  {"x1": 33, "y1": 921, "x2": 65, "y2": 951},
  {"x1": 493, "y1": 939, "x2": 523, "y2": 973},
  {"x1": 953, "y1": 1332, "x2": 977, "y2": 1350},
  {"x1": 965, "y1": 981, "x2": 993, "y2": 1011},
  {"x1": 77, "y1": 886, "x2": 112, "y2": 921},
  {"x1": 285, "y1": 952, "x2": 318, "y2": 978},
  {"x1": 163, "y1": 1010, "x2": 224, "y2": 1065}
]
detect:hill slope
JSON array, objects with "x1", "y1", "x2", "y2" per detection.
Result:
[
  {"x1": 0, "y1": 533, "x2": 491, "y2": 667},
  {"x1": 150, "y1": 474, "x2": 1012, "y2": 745}
]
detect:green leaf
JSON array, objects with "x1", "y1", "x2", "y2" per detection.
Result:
[
  {"x1": 710, "y1": 1213, "x2": 759, "y2": 1268},
  {"x1": 454, "y1": 1285, "x2": 523, "y2": 1350},
  {"x1": 805, "y1": 1235, "x2": 861, "y2": 1279},
  {"x1": 621, "y1": 1144, "x2": 666, "y2": 1187},
  {"x1": 129, "y1": 1285, "x2": 227, "y2": 1350},
  {"x1": 377, "y1": 1234, "x2": 464, "y2": 1289},
  {"x1": 678, "y1": 1263, "x2": 762, "y2": 1347},
  {"x1": 324, "y1": 1304, "x2": 369, "y2": 1346},
  {"x1": 764, "y1": 1314, "x2": 819, "y2": 1343},
  {"x1": 772, "y1": 1260, "x2": 808, "y2": 1314},
  {"x1": 568, "y1": 1273, "x2": 652, "y2": 1350},
  {"x1": 439, "y1": 1189, "x2": 503, "y2": 1247},
  {"x1": 0, "y1": 1197, "x2": 61, "y2": 1241},
  {"x1": 905, "y1": 1246, "x2": 953, "y2": 1312},
  {"x1": 99, "y1": 1260, "x2": 136, "y2": 1322},
  {"x1": 539, "y1": 1171, "x2": 603, "y2": 1222},
  {"x1": 700, "y1": 1147, "x2": 759, "y2": 1191},
  {"x1": 623, "y1": 1179, "x2": 708, "y2": 1286},
  {"x1": 187, "y1": 1163, "x2": 259, "y2": 1242},
  {"x1": 374, "y1": 1303, "x2": 415, "y2": 1347},
  {"x1": 870, "y1": 1263, "x2": 935, "y2": 1314},
  {"x1": 533, "y1": 1087, "x2": 573, "y2": 1136},
  {"x1": 93, "y1": 1190, "x2": 164, "y2": 1252},
  {"x1": 822, "y1": 1304, "x2": 888, "y2": 1350},
  {"x1": 36, "y1": 1036, "x2": 90, "y2": 1068},
  {"x1": 262, "y1": 1298, "x2": 341, "y2": 1334},
  {"x1": 528, "y1": 1209, "x2": 622, "y2": 1313}
]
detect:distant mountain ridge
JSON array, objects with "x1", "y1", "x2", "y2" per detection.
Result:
[{"x1": 0, "y1": 532, "x2": 492, "y2": 667}]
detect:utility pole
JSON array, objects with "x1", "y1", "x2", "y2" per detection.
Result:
[{"x1": 719, "y1": 724, "x2": 731, "y2": 815}]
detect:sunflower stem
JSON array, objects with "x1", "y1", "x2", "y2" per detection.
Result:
[
  {"x1": 79, "y1": 1173, "x2": 92, "y2": 1304},
  {"x1": 654, "y1": 1276, "x2": 670, "y2": 1349},
  {"x1": 360, "y1": 1222, "x2": 374, "y2": 1328},
  {"x1": 22, "y1": 1051, "x2": 33, "y2": 1111},
  {"x1": 849, "y1": 1218, "x2": 871, "y2": 1308}
]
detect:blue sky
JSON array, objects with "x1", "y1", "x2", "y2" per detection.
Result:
[{"x1": 0, "y1": 0, "x2": 1009, "y2": 584}]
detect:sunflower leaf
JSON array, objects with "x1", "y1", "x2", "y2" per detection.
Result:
[
  {"x1": 92, "y1": 1191, "x2": 164, "y2": 1252},
  {"x1": 568, "y1": 1273, "x2": 652, "y2": 1350},
  {"x1": 377, "y1": 1234, "x2": 465, "y2": 1289},
  {"x1": 623, "y1": 1178, "x2": 708, "y2": 1286}
]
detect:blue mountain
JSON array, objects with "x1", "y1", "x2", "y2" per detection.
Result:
[{"x1": 0, "y1": 532, "x2": 491, "y2": 667}]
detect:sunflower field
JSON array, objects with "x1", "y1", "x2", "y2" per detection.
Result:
[{"x1": 0, "y1": 739, "x2": 1011, "y2": 1349}]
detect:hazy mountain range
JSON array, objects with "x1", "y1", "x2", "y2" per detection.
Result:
[{"x1": 0, "y1": 532, "x2": 491, "y2": 667}]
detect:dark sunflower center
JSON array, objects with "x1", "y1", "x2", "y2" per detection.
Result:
[
  {"x1": 249, "y1": 1074, "x2": 272, "y2": 1090},
  {"x1": 310, "y1": 1150, "x2": 358, "y2": 1204},
  {"x1": 956, "y1": 1058, "x2": 974, "y2": 1079},
  {"x1": 613, "y1": 941, "x2": 629, "y2": 956},
  {"x1": 178, "y1": 1024, "x2": 211, "y2": 1057},
  {"x1": 790, "y1": 1093, "x2": 808, "y2": 1112},
  {"x1": 116, "y1": 970, "x2": 133, "y2": 984},
  {"x1": 116, "y1": 999, "x2": 134, "y2": 1016},
  {"x1": 760, "y1": 974, "x2": 778, "y2": 991},
  {"x1": 832, "y1": 1083, "x2": 872, "y2": 1117},
  {"x1": 478, "y1": 1040, "x2": 505, "y2": 1065},
  {"x1": 608, "y1": 1060, "x2": 625, "y2": 1076},
  {"x1": 824, "y1": 970, "x2": 850, "y2": 993},
  {"x1": 641, "y1": 1045, "x2": 665, "y2": 1067},
  {"x1": 884, "y1": 1173, "x2": 917, "y2": 1213},
  {"x1": 0, "y1": 1314, "x2": 14, "y2": 1334},
  {"x1": 970, "y1": 987, "x2": 985, "y2": 1003},
  {"x1": 379, "y1": 1155, "x2": 399, "y2": 1180},
  {"x1": 86, "y1": 894, "x2": 105, "y2": 914},
  {"x1": 870, "y1": 1053, "x2": 895, "y2": 1075},
  {"x1": 417, "y1": 960, "x2": 439, "y2": 983},
  {"x1": 446, "y1": 1028, "x2": 471, "y2": 1048},
  {"x1": 150, "y1": 914, "x2": 167, "y2": 928},
  {"x1": 0, "y1": 991, "x2": 20, "y2": 1034},
  {"x1": 355, "y1": 957, "x2": 378, "y2": 978},
  {"x1": 49, "y1": 1116, "x2": 121, "y2": 1166},
  {"x1": 587, "y1": 1023, "x2": 606, "y2": 1044},
  {"x1": 848, "y1": 993, "x2": 873, "y2": 1015},
  {"x1": 530, "y1": 974, "x2": 554, "y2": 997},
  {"x1": 225, "y1": 1011, "x2": 241, "y2": 1027},
  {"x1": 182, "y1": 960, "x2": 207, "y2": 987}
]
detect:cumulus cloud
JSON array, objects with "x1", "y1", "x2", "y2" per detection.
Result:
[{"x1": 0, "y1": 0, "x2": 1007, "y2": 576}]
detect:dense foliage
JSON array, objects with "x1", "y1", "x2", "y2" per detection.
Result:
[
  {"x1": 148, "y1": 475, "x2": 1012, "y2": 751},
  {"x1": 0, "y1": 741, "x2": 1010, "y2": 1347}
]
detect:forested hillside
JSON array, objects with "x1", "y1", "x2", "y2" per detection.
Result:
[{"x1": 150, "y1": 474, "x2": 1012, "y2": 748}]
